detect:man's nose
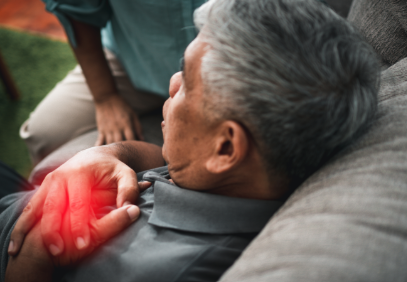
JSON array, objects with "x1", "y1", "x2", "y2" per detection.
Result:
[{"x1": 169, "y1": 72, "x2": 182, "y2": 98}]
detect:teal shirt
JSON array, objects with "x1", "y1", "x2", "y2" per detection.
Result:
[{"x1": 42, "y1": 0, "x2": 206, "y2": 98}]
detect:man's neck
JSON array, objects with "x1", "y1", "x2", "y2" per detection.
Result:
[{"x1": 204, "y1": 156, "x2": 289, "y2": 201}]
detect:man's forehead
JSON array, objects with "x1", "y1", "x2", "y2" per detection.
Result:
[
  {"x1": 183, "y1": 56, "x2": 194, "y2": 92},
  {"x1": 182, "y1": 37, "x2": 207, "y2": 93}
]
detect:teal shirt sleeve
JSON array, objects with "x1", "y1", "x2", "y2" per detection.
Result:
[{"x1": 42, "y1": 0, "x2": 112, "y2": 47}]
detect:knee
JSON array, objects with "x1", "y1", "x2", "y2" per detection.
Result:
[{"x1": 19, "y1": 116, "x2": 59, "y2": 164}]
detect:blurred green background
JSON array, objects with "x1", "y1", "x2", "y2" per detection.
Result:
[{"x1": 0, "y1": 27, "x2": 76, "y2": 178}]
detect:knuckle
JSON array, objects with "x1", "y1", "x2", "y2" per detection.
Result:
[
  {"x1": 93, "y1": 231, "x2": 105, "y2": 245},
  {"x1": 41, "y1": 230, "x2": 53, "y2": 240},
  {"x1": 46, "y1": 170, "x2": 61, "y2": 180},
  {"x1": 122, "y1": 166, "x2": 136, "y2": 176},
  {"x1": 11, "y1": 226, "x2": 22, "y2": 237},
  {"x1": 43, "y1": 172, "x2": 55, "y2": 184},
  {"x1": 43, "y1": 198, "x2": 58, "y2": 211},
  {"x1": 93, "y1": 236, "x2": 105, "y2": 246},
  {"x1": 70, "y1": 220, "x2": 84, "y2": 233},
  {"x1": 90, "y1": 227, "x2": 105, "y2": 246},
  {"x1": 69, "y1": 198, "x2": 86, "y2": 212},
  {"x1": 22, "y1": 202, "x2": 33, "y2": 214}
]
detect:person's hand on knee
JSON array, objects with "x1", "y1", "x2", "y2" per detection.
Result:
[{"x1": 95, "y1": 94, "x2": 144, "y2": 145}]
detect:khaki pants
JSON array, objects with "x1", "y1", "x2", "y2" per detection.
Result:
[{"x1": 20, "y1": 49, "x2": 166, "y2": 165}]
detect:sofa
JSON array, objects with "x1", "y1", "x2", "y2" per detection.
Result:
[
  {"x1": 220, "y1": 0, "x2": 407, "y2": 280},
  {"x1": 30, "y1": 0, "x2": 407, "y2": 281}
]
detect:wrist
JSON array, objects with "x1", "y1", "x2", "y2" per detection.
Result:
[
  {"x1": 106, "y1": 142, "x2": 135, "y2": 166},
  {"x1": 107, "y1": 142, "x2": 165, "y2": 172},
  {"x1": 85, "y1": 141, "x2": 164, "y2": 172},
  {"x1": 6, "y1": 222, "x2": 54, "y2": 282},
  {"x1": 93, "y1": 92, "x2": 120, "y2": 104},
  {"x1": 6, "y1": 255, "x2": 54, "y2": 282}
]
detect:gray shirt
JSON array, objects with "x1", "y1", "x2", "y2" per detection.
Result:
[{"x1": 0, "y1": 167, "x2": 282, "y2": 282}]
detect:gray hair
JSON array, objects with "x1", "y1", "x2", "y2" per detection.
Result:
[{"x1": 194, "y1": 0, "x2": 380, "y2": 185}]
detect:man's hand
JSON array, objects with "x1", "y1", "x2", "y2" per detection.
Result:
[
  {"x1": 53, "y1": 201, "x2": 141, "y2": 267},
  {"x1": 95, "y1": 95, "x2": 144, "y2": 146},
  {"x1": 8, "y1": 146, "x2": 140, "y2": 257},
  {"x1": 6, "y1": 202, "x2": 140, "y2": 282},
  {"x1": 8, "y1": 141, "x2": 163, "y2": 258}
]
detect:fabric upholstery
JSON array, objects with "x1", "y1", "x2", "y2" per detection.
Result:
[
  {"x1": 219, "y1": 48, "x2": 407, "y2": 282},
  {"x1": 221, "y1": 1, "x2": 407, "y2": 280},
  {"x1": 348, "y1": 0, "x2": 407, "y2": 66},
  {"x1": 325, "y1": 0, "x2": 353, "y2": 17}
]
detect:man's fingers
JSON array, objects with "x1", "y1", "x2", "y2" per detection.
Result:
[
  {"x1": 41, "y1": 178, "x2": 68, "y2": 256},
  {"x1": 115, "y1": 168, "x2": 139, "y2": 208},
  {"x1": 113, "y1": 130, "x2": 123, "y2": 143},
  {"x1": 67, "y1": 175, "x2": 92, "y2": 251},
  {"x1": 9, "y1": 203, "x2": 39, "y2": 256},
  {"x1": 138, "y1": 181, "x2": 152, "y2": 191},
  {"x1": 91, "y1": 205, "x2": 140, "y2": 245},
  {"x1": 106, "y1": 132, "x2": 114, "y2": 145},
  {"x1": 8, "y1": 184, "x2": 50, "y2": 256},
  {"x1": 133, "y1": 115, "x2": 144, "y2": 141},
  {"x1": 95, "y1": 133, "x2": 105, "y2": 146},
  {"x1": 91, "y1": 189, "x2": 117, "y2": 209},
  {"x1": 124, "y1": 126, "x2": 135, "y2": 141}
]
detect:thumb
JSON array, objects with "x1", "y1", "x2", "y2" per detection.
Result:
[
  {"x1": 95, "y1": 133, "x2": 105, "y2": 146},
  {"x1": 116, "y1": 167, "x2": 139, "y2": 208},
  {"x1": 138, "y1": 181, "x2": 152, "y2": 191},
  {"x1": 91, "y1": 205, "x2": 140, "y2": 246}
]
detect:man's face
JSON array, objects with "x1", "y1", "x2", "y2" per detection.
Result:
[{"x1": 161, "y1": 35, "x2": 216, "y2": 190}]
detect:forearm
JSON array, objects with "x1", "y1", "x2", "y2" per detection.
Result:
[
  {"x1": 68, "y1": 17, "x2": 118, "y2": 102},
  {"x1": 6, "y1": 255, "x2": 53, "y2": 282},
  {"x1": 108, "y1": 141, "x2": 165, "y2": 172},
  {"x1": 6, "y1": 223, "x2": 53, "y2": 282}
]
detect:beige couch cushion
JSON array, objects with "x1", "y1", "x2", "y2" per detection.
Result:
[{"x1": 220, "y1": 59, "x2": 407, "y2": 281}]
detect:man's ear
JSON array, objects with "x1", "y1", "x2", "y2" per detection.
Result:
[{"x1": 205, "y1": 121, "x2": 249, "y2": 174}]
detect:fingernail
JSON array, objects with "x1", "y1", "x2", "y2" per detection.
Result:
[
  {"x1": 49, "y1": 244, "x2": 61, "y2": 256},
  {"x1": 127, "y1": 206, "x2": 139, "y2": 220},
  {"x1": 123, "y1": 201, "x2": 131, "y2": 207},
  {"x1": 76, "y1": 237, "x2": 86, "y2": 250},
  {"x1": 8, "y1": 240, "x2": 14, "y2": 253}
]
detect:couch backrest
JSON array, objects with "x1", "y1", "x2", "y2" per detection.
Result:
[
  {"x1": 348, "y1": 0, "x2": 407, "y2": 66},
  {"x1": 220, "y1": 58, "x2": 407, "y2": 282},
  {"x1": 325, "y1": 0, "x2": 353, "y2": 18}
]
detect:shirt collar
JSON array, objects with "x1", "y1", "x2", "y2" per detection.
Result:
[{"x1": 143, "y1": 171, "x2": 283, "y2": 234}]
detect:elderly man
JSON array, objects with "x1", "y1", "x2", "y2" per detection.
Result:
[{"x1": 3, "y1": 0, "x2": 379, "y2": 281}]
